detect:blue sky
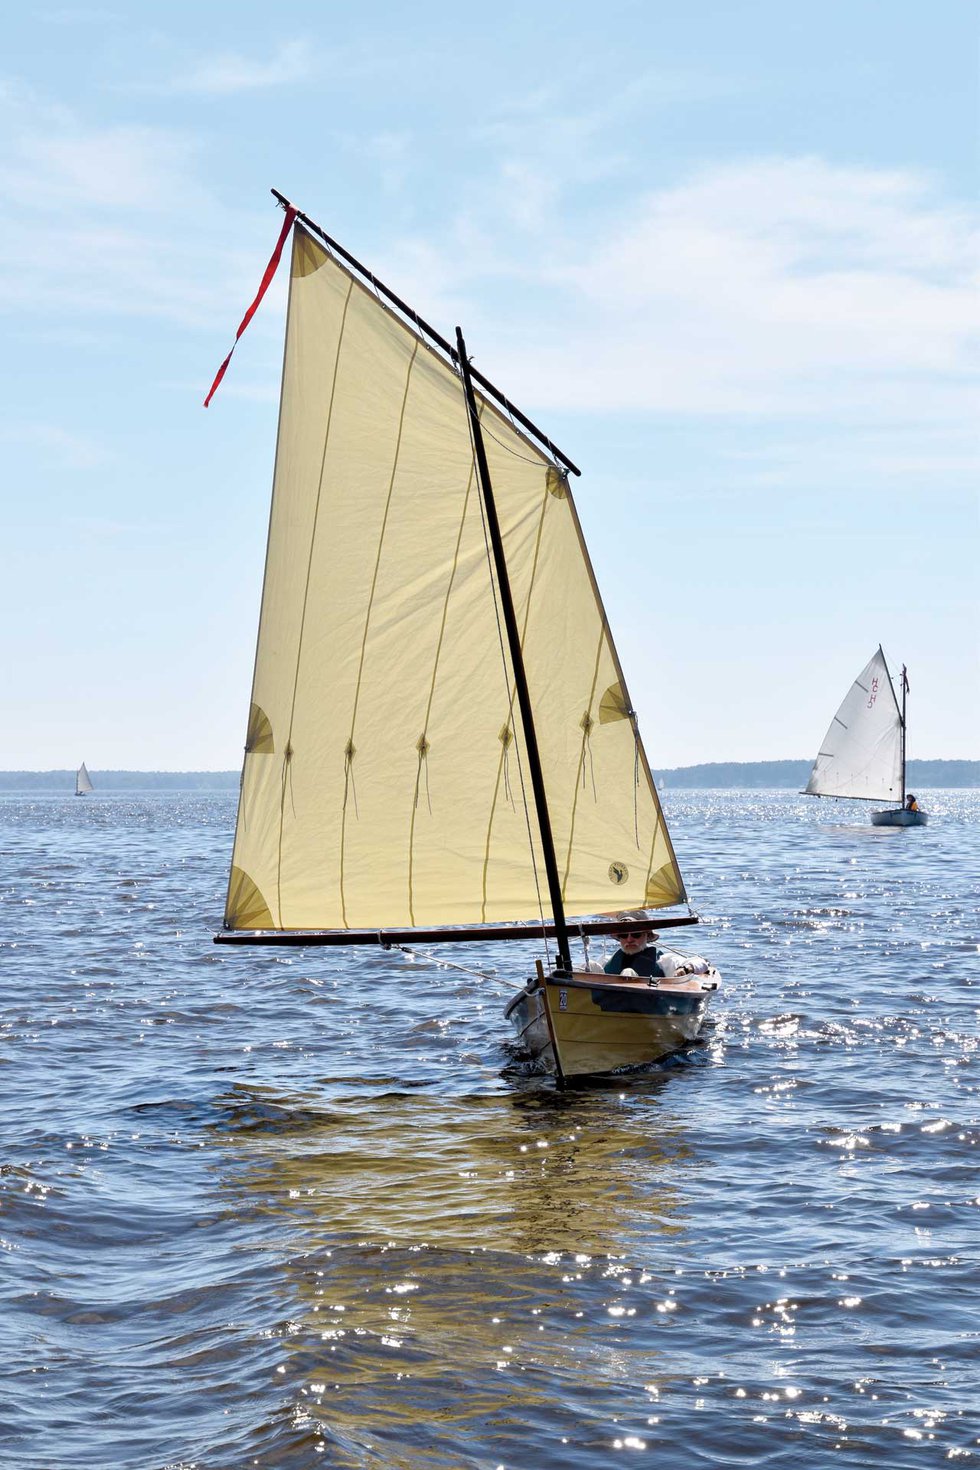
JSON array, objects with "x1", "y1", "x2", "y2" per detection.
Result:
[{"x1": 1, "y1": 1, "x2": 976, "y2": 769}]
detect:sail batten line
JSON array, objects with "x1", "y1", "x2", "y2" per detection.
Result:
[
  {"x1": 271, "y1": 191, "x2": 581, "y2": 478},
  {"x1": 470, "y1": 402, "x2": 548, "y2": 948},
  {"x1": 495, "y1": 464, "x2": 559, "y2": 957},
  {"x1": 561, "y1": 627, "x2": 606, "y2": 895},
  {"x1": 339, "y1": 338, "x2": 421, "y2": 926},
  {"x1": 408, "y1": 458, "x2": 479, "y2": 925},
  {"x1": 278, "y1": 271, "x2": 356, "y2": 927}
]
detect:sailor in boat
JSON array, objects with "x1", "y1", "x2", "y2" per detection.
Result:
[
  {"x1": 602, "y1": 924, "x2": 666, "y2": 980},
  {"x1": 905, "y1": 793, "x2": 919, "y2": 812}
]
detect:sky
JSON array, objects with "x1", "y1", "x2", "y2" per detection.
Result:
[{"x1": 1, "y1": 1, "x2": 977, "y2": 770}]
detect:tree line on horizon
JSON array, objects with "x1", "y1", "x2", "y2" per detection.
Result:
[{"x1": 1, "y1": 759, "x2": 978, "y2": 791}]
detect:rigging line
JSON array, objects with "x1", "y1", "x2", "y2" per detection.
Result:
[
  {"x1": 385, "y1": 943, "x2": 498, "y2": 981},
  {"x1": 462, "y1": 375, "x2": 550, "y2": 968},
  {"x1": 477, "y1": 414, "x2": 554, "y2": 469},
  {"x1": 579, "y1": 921, "x2": 593, "y2": 973}
]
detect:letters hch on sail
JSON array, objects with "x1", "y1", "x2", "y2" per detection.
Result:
[{"x1": 803, "y1": 647, "x2": 927, "y2": 827}]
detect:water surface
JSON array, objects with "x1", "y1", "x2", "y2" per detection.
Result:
[{"x1": 1, "y1": 790, "x2": 977, "y2": 1467}]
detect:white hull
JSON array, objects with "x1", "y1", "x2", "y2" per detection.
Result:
[
  {"x1": 870, "y1": 808, "x2": 927, "y2": 827},
  {"x1": 505, "y1": 968, "x2": 719, "y2": 1080}
]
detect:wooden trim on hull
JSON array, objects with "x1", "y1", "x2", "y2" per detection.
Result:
[{"x1": 505, "y1": 970, "x2": 717, "y2": 1079}]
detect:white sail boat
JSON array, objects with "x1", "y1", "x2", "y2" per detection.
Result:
[
  {"x1": 803, "y1": 647, "x2": 927, "y2": 827},
  {"x1": 75, "y1": 763, "x2": 94, "y2": 797},
  {"x1": 211, "y1": 194, "x2": 719, "y2": 1081}
]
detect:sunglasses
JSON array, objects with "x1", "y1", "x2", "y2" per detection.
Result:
[{"x1": 622, "y1": 931, "x2": 648, "y2": 940}]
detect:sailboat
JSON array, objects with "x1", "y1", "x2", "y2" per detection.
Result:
[
  {"x1": 803, "y1": 647, "x2": 927, "y2": 827},
  {"x1": 210, "y1": 193, "x2": 719, "y2": 1082},
  {"x1": 75, "y1": 763, "x2": 94, "y2": 797}
]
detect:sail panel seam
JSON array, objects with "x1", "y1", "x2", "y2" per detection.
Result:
[
  {"x1": 339, "y1": 338, "x2": 421, "y2": 925},
  {"x1": 407, "y1": 459, "x2": 478, "y2": 924},
  {"x1": 274, "y1": 274, "x2": 356, "y2": 926}
]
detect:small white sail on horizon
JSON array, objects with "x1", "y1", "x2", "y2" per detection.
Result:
[
  {"x1": 75, "y1": 763, "x2": 94, "y2": 796},
  {"x1": 804, "y1": 647, "x2": 903, "y2": 802}
]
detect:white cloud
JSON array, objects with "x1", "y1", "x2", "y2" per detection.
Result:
[
  {"x1": 1, "y1": 123, "x2": 202, "y2": 212},
  {"x1": 0, "y1": 69, "x2": 976, "y2": 473},
  {"x1": 443, "y1": 157, "x2": 978, "y2": 433},
  {"x1": 0, "y1": 422, "x2": 114, "y2": 470},
  {"x1": 168, "y1": 39, "x2": 313, "y2": 95},
  {"x1": 0, "y1": 96, "x2": 269, "y2": 332}
]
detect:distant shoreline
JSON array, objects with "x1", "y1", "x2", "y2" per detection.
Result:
[{"x1": 2, "y1": 759, "x2": 978, "y2": 791}]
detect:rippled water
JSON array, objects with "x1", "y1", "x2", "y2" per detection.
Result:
[{"x1": 1, "y1": 789, "x2": 977, "y2": 1468}]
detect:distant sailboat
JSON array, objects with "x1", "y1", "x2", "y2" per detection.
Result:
[
  {"x1": 209, "y1": 192, "x2": 720, "y2": 1082},
  {"x1": 803, "y1": 647, "x2": 927, "y2": 827},
  {"x1": 75, "y1": 763, "x2": 94, "y2": 797}
]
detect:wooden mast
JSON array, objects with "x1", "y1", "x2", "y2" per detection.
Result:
[{"x1": 455, "y1": 326, "x2": 572, "y2": 977}]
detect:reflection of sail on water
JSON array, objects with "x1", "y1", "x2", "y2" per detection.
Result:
[
  {"x1": 75, "y1": 763, "x2": 94, "y2": 797},
  {"x1": 218, "y1": 1084, "x2": 688, "y2": 1255},
  {"x1": 804, "y1": 647, "x2": 903, "y2": 802},
  {"x1": 214, "y1": 1080, "x2": 694, "y2": 1456},
  {"x1": 220, "y1": 217, "x2": 686, "y2": 941}
]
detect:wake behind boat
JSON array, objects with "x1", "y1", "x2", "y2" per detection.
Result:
[
  {"x1": 803, "y1": 647, "x2": 927, "y2": 827},
  {"x1": 209, "y1": 193, "x2": 719, "y2": 1083}
]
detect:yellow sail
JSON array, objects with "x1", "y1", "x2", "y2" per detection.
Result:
[{"x1": 224, "y1": 223, "x2": 685, "y2": 932}]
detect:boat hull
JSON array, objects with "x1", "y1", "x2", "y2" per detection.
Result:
[
  {"x1": 504, "y1": 970, "x2": 717, "y2": 1079},
  {"x1": 870, "y1": 808, "x2": 928, "y2": 827}
]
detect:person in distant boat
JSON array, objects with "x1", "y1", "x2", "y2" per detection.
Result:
[
  {"x1": 604, "y1": 926, "x2": 665, "y2": 979},
  {"x1": 905, "y1": 793, "x2": 919, "y2": 812}
]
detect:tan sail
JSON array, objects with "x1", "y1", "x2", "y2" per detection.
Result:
[{"x1": 225, "y1": 223, "x2": 685, "y2": 932}]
